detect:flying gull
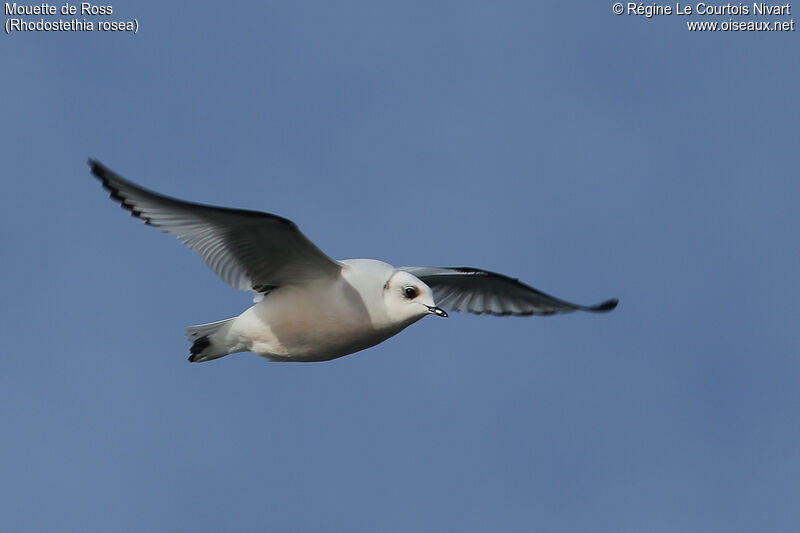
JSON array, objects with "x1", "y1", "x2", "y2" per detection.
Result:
[{"x1": 88, "y1": 159, "x2": 618, "y2": 363}]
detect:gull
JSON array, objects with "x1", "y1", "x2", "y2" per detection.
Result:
[{"x1": 88, "y1": 159, "x2": 618, "y2": 363}]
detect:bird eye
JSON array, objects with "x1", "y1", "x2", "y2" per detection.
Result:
[{"x1": 403, "y1": 286, "x2": 418, "y2": 299}]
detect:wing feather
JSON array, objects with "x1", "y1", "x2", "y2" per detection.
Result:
[
  {"x1": 89, "y1": 159, "x2": 341, "y2": 291},
  {"x1": 400, "y1": 266, "x2": 618, "y2": 317}
]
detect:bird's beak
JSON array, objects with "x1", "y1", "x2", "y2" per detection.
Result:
[{"x1": 426, "y1": 305, "x2": 448, "y2": 318}]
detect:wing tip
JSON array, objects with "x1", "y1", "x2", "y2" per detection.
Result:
[
  {"x1": 586, "y1": 298, "x2": 619, "y2": 313},
  {"x1": 87, "y1": 157, "x2": 104, "y2": 177},
  {"x1": 87, "y1": 159, "x2": 155, "y2": 225},
  {"x1": 88, "y1": 158, "x2": 115, "y2": 187}
]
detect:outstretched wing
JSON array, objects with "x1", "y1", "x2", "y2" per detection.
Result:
[
  {"x1": 400, "y1": 266, "x2": 618, "y2": 316},
  {"x1": 89, "y1": 159, "x2": 341, "y2": 291}
]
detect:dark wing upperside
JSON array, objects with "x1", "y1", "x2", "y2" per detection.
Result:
[
  {"x1": 89, "y1": 159, "x2": 341, "y2": 291},
  {"x1": 399, "y1": 266, "x2": 618, "y2": 316}
]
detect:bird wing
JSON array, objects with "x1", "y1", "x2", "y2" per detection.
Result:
[
  {"x1": 399, "y1": 266, "x2": 618, "y2": 316},
  {"x1": 89, "y1": 159, "x2": 342, "y2": 291}
]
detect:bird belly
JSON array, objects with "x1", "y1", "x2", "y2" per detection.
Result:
[{"x1": 233, "y1": 284, "x2": 397, "y2": 362}]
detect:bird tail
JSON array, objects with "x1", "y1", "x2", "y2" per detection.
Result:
[{"x1": 185, "y1": 318, "x2": 236, "y2": 363}]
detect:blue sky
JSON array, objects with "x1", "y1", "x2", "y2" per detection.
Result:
[{"x1": 2, "y1": 2, "x2": 798, "y2": 531}]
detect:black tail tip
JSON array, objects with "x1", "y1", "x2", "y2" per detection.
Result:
[
  {"x1": 588, "y1": 298, "x2": 619, "y2": 312},
  {"x1": 189, "y1": 336, "x2": 211, "y2": 363}
]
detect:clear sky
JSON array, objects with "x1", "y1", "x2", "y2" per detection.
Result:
[{"x1": 2, "y1": 2, "x2": 798, "y2": 532}]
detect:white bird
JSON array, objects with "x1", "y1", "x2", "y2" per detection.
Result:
[{"x1": 89, "y1": 159, "x2": 618, "y2": 363}]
